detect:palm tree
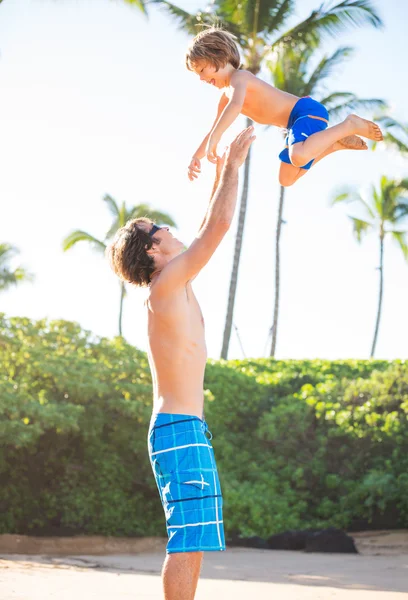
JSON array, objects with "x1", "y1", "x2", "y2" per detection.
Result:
[
  {"x1": 372, "y1": 114, "x2": 408, "y2": 155},
  {"x1": 332, "y1": 176, "x2": 408, "y2": 357},
  {"x1": 267, "y1": 42, "x2": 386, "y2": 357},
  {"x1": 123, "y1": 0, "x2": 148, "y2": 13},
  {"x1": 154, "y1": 0, "x2": 383, "y2": 359},
  {"x1": 63, "y1": 194, "x2": 176, "y2": 337},
  {"x1": 0, "y1": 243, "x2": 33, "y2": 292}
]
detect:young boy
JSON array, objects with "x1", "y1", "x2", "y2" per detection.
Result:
[{"x1": 186, "y1": 27, "x2": 383, "y2": 187}]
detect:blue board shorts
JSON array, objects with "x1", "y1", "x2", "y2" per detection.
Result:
[
  {"x1": 148, "y1": 413, "x2": 226, "y2": 554},
  {"x1": 279, "y1": 96, "x2": 329, "y2": 170}
]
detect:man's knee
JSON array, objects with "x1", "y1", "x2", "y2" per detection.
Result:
[{"x1": 166, "y1": 551, "x2": 203, "y2": 564}]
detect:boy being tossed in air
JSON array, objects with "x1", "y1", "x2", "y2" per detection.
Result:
[{"x1": 187, "y1": 27, "x2": 383, "y2": 187}]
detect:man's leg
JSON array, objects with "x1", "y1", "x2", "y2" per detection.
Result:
[
  {"x1": 280, "y1": 135, "x2": 368, "y2": 187},
  {"x1": 290, "y1": 114, "x2": 382, "y2": 168},
  {"x1": 162, "y1": 551, "x2": 203, "y2": 600}
]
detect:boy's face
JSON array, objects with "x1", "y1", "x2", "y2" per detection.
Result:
[{"x1": 191, "y1": 60, "x2": 229, "y2": 89}]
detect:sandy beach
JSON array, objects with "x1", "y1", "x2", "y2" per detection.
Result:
[{"x1": 1, "y1": 531, "x2": 408, "y2": 599}]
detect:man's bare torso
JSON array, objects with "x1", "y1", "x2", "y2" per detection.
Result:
[
  {"x1": 225, "y1": 70, "x2": 299, "y2": 126},
  {"x1": 146, "y1": 280, "x2": 207, "y2": 418}
]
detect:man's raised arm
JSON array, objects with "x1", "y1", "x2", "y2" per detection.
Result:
[{"x1": 153, "y1": 126, "x2": 255, "y2": 293}]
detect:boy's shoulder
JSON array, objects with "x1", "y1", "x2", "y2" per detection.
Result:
[{"x1": 230, "y1": 69, "x2": 253, "y2": 84}]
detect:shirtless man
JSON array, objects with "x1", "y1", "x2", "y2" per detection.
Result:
[{"x1": 106, "y1": 126, "x2": 255, "y2": 600}]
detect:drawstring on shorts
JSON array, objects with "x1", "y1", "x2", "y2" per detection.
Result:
[{"x1": 202, "y1": 420, "x2": 213, "y2": 440}]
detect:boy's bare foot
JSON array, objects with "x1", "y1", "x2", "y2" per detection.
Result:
[
  {"x1": 338, "y1": 135, "x2": 368, "y2": 150},
  {"x1": 345, "y1": 114, "x2": 383, "y2": 141}
]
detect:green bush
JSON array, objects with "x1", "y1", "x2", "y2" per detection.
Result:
[{"x1": 1, "y1": 314, "x2": 407, "y2": 537}]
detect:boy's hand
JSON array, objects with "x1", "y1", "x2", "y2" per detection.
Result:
[
  {"x1": 206, "y1": 135, "x2": 220, "y2": 164},
  {"x1": 188, "y1": 156, "x2": 201, "y2": 181}
]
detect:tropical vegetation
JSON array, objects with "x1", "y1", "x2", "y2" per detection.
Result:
[
  {"x1": 1, "y1": 315, "x2": 407, "y2": 537},
  {"x1": 0, "y1": 243, "x2": 33, "y2": 293},
  {"x1": 332, "y1": 175, "x2": 408, "y2": 357}
]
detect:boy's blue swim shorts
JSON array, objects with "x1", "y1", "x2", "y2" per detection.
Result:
[
  {"x1": 279, "y1": 96, "x2": 329, "y2": 170},
  {"x1": 148, "y1": 413, "x2": 226, "y2": 554}
]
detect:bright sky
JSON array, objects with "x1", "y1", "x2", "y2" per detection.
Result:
[{"x1": 1, "y1": 0, "x2": 407, "y2": 360}]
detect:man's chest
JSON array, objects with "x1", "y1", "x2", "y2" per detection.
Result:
[{"x1": 148, "y1": 285, "x2": 204, "y2": 329}]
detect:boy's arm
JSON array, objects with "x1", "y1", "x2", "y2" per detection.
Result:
[
  {"x1": 188, "y1": 93, "x2": 229, "y2": 181},
  {"x1": 207, "y1": 73, "x2": 248, "y2": 163},
  {"x1": 193, "y1": 93, "x2": 229, "y2": 160}
]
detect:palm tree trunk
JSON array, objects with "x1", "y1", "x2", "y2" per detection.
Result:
[
  {"x1": 370, "y1": 234, "x2": 384, "y2": 357},
  {"x1": 220, "y1": 116, "x2": 253, "y2": 359},
  {"x1": 270, "y1": 185, "x2": 286, "y2": 357},
  {"x1": 119, "y1": 281, "x2": 125, "y2": 337}
]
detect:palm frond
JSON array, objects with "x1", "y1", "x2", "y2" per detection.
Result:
[
  {"x1": 0, "y1": 266, "x2": 34, "y2": 291},
  {"x1": 104, "y1": 201, "x2": 178, "y2": 239},
  {"x1": 321, "y1": 0, "x2": 383, "y2": 29},
  {"x1": 241, "y1": 0, "x2": 294, "y2": 36},
  {"x1": 123, "y1": 0, "x2": 148, "y2": 15},
  {"x1": 153, "y1": 1, "x2": 213, "y2": 35},
  {"x1": 62, "y1": 230, "x2": 106, "y2": 253},
  {"x1": 374, "y1": 131, "x2": 408, "y2": 155},
  {"x1": 320, "y1": 91, "x2": 355, "y2": 107},
  {"x1": 264, "y1": 0, "x2": 294, "y2": 35},
  {"x1": 325, "y1": 96, "x2": 387, "y2": 122},
  {"x1": 371, "y1": 115, "x2": 408, "y2": 153},
  {"x1": 103, "y1": 194, "x2": 121, "y2": 219},
  {"x1": 375, "y1": 115, "x2": 408, "y2": 135},
  {"x1": 331, "y1": 187, "x2": 363, "y2": 206},
  {"x1": 118, "y1": 202, "x2": 128, "y2": 228},
  {"x1": 391, "y1": 230, "x2": 408, "y2": 261},
  {"x1": 304, "y1": 46, "x2": 354, "y2": 96},
  {"x1": 332, "y1": 187, "x2": 375, "y2": 220},
  {"x1": 349, "y1": 216, "x2": 372, "y2": 242},
  {"x1": 0, "y1": 243, "x2": 18, "y2": 265},
  {"x1": 270, "y1": 0, "x2": 382, "y2": 51},
  {"x1": 129, "y1": 204, "x2": 177, "y2": 226},
  {"x1": 267, "y1": 44, "x2": 311, "y2": 96}
]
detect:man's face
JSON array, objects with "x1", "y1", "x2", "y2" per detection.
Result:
[{"x1": 144, "y1": 222, "x2": 184, "y2": 257}]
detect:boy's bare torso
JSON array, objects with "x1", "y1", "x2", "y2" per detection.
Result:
[
  {"x1": 226, "y1": 70, "x2": 298, "y2": 126},
  {"x1": 146, "y1": 281, "x2": 207, "y2": 418}
]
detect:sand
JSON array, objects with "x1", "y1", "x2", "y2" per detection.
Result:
[{"x1": 0, "y1": 532, "x2": 407, "y2": 599}]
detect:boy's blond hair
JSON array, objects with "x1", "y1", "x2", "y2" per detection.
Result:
[{"x1": 186, "y1": 27, "x2": 241, "y2": 71}]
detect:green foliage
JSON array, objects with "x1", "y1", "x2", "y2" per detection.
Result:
[
  {"x1": 0, "y1": 243, "x2": 33, "y2": 292},
  {"x1": 1, "y1": 315, "x2": 407, "y2": 537}
]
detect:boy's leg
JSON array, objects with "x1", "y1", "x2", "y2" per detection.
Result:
[
  {"x1": 290, "y1": 114, "x2": 382, "y2": 168},
  {"x1": 163, "y1": 551, "x2": 203, "y2": 600},
  {"x1": 279, "y1": 162, "x2": 306, "y2": 187},
  {"x1": 280, "y1": 135, "x2": 368, "y2": 187}
]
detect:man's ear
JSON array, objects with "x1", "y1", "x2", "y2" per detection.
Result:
[{"x1": 146, "y1": 242, "x2": 158, "y2": 257}]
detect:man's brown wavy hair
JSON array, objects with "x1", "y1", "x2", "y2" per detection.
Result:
[
  {"x1": 106, "y1": 218, "x2": 159, "y2": 287},
  {"x1": 186, "y1": 26, "x2": 241, "y2": 72}
]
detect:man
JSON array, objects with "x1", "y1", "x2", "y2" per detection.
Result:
[{"x1": 106, "y1": 126, "x2": 255, "y2": 600}]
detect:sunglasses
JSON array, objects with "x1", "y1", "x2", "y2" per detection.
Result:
[{"x1": 149, "y1": 224, "x2": 169, "y2": 237}]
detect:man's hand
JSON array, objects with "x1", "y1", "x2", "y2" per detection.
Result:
[
  {"x1": 225, "y1": 126, "x2": 256, "y2": 169},
  {"x1": 206, "y1": 134, "x2": 220, "y2": 164},
  {"x1": 215, "y1": 152, "x2": 226, "y2": 179},
  {"x1": 188, "y1": 156, "x2": 201, "y2": 181}
]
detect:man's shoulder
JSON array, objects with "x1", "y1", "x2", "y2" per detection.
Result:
[{"x1": 148, "y1": 272, "x2": 188, "y2": 306}]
